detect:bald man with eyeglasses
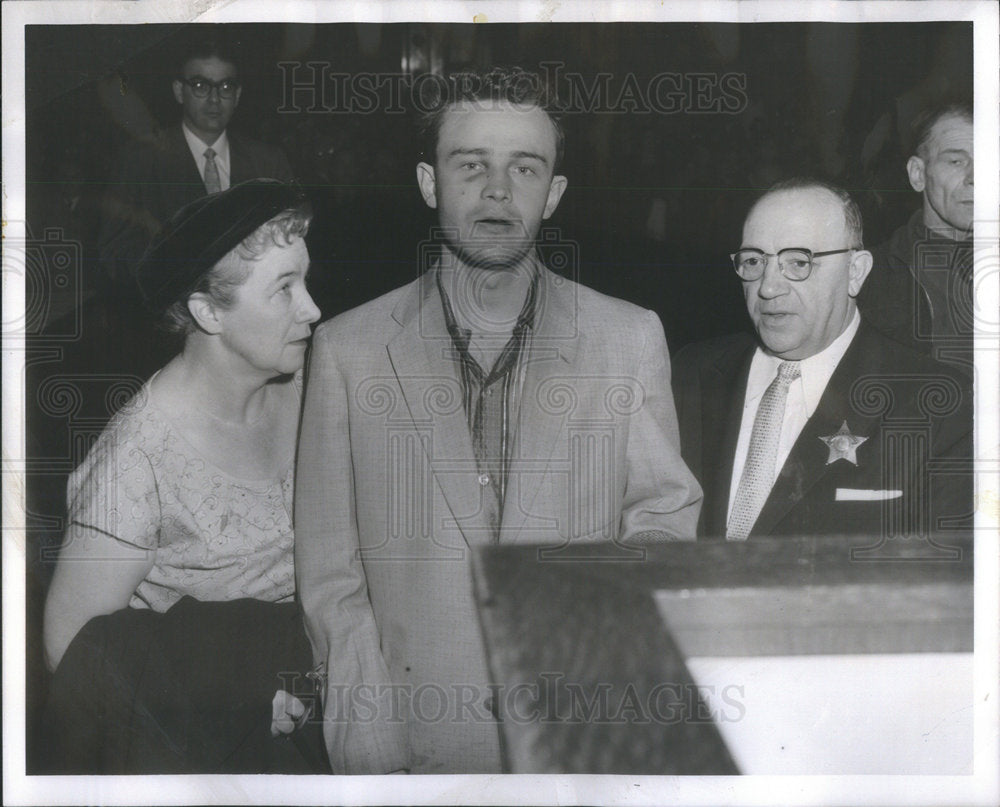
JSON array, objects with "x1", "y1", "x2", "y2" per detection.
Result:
[
  {"x1": 98, "y1": 33, "x2": 294, "y2": 292},
  {"x1": 671, "y1": 178, "x2": 972, "y2": 543}
]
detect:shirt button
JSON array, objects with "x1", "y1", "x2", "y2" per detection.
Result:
[{"x1": 478, "y1": 473, "x2": 490, "y2": 486}]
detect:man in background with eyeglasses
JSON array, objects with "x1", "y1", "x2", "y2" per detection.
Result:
[
  {"x1": 672, "y1": 178, "x2": 971, "y2": 541},
  {"x1": 98, "y1": 33, "x2": 294, "y2": 298}
]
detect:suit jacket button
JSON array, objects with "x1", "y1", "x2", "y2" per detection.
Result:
[{"x1": 478, "y1": 473, "x2": 490, "y2": 486}]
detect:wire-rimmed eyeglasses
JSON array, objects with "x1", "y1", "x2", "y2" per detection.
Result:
[
  {"x1": 730, "y1": 247, "x2": 855, "y2": 281},
  {"x1": 177, "y1": 76, "x2": 241, "y2": 100}
]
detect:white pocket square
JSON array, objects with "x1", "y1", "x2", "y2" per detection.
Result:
[{"x1": 836, "y1": 488, "x2": 903, "y2": 501}]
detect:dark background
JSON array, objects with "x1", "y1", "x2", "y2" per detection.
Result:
[{"x1": 22, "y1": 21, "x2": 972, "y2": 770}]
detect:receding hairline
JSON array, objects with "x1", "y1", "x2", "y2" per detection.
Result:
[
  {"x1": 920, "y1": 111, "x2": 973, "y2": 151},
  {"x1": 912, "y1": 105, "x2": 973, "y2": 158},
  {"x1": 747, "y1": 185, "x2": 843, "y2": 219},
  {"x1": 744, "y1": 185, "x2": 860, "y2": 247}
]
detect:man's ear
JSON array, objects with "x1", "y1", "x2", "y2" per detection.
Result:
[
  {"x1": 172, "y1": 79, "x2": 185, "y2": 105},
  {"x1": 187, "y1": 292, "x2": 223, "y2": 334},
  {"x1": 847, "y1": 249, "x2": 874, "y2": 297},
  {"x1": 906, "y1": 155, "x2": 927, "y2": 193},
  {"x1": 543, "y1": 175, "x2": 568, "y2": 219},
  {"x1": 233, "y1": 84, "x2": 242, "y2": 109},
  {"x1": 416, "y1": 162, "x2": 437, "y2": 209}
]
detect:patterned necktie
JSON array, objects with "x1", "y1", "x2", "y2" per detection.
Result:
[
  {"x1": 203, "y1": 147, "x2": 222, "y2": 194},
  {"x1": 727, "y1": 360, "x2": 801, "y2": 540}
]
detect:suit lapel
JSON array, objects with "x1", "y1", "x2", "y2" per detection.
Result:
[
  {"x1": 500, "y1": 268, "x2": 579, "y2": 541},
  {"x1": 165, "y1": 125, "x2": 208, "y2": 192},
  {"x1": 751, "y1": 326, "x2": 879, "y2": 536},
  {"x1": 701, "y1": 339, "x2": 754, "y2": 539},
  {"x1": 386, "y1": 272, "x2": 491, "y2": 547},
  {"x1": 228, "y1": 133, "x2": 251, "y2": 185}
]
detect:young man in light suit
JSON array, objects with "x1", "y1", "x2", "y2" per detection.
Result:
[
  {"x1": 672, "y1": 179, "x2": 972, "y2": 542},
  {"x1": 295, "y1": 68, "x2": 701, "y2": 774}
]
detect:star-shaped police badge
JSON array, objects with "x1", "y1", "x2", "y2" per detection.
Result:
[{"x1": 820, "y1": 421, "x2": 868, "y2": 465}]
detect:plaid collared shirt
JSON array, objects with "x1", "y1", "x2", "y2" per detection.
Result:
[{"x1": 437, "y1": 267, "x2": 539, "y2": 541}]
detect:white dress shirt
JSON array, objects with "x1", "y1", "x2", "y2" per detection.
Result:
[
  {"x1": 181, "y1": 123, "x2": 231, "y2": 191},
  {"x1": 727, "y1": 309, "x2": 861, "y2": 520}
]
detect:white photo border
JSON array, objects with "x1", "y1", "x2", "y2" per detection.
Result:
[{"x1": 3, "y1": 1, "x2": 998, "y2": 805}]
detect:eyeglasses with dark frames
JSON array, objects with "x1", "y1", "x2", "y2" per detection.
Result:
[
  {"x1": 730, "y1": 247, "x2": 855, "y2": 281},
  {"x1": 177, "y1": 76, "x2": 241, "y2": 100}
]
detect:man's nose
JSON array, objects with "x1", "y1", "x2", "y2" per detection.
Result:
[
  {"x1": 757, "y1": 256, "x2": 789, "y2": 298},
  {"x1": 964, "y1": 158, "x2": 974, "y2": 184},
  {"x1": 482, "y1": 171, "x2": 512, "y2": 202}
]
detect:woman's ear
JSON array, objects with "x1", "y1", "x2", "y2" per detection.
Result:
[{"x1": 187, "y1": 292, "x2": 223, "y2": 335}]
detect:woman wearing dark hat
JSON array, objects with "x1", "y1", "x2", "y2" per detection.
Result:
[{"x1": 42, "y1": 179, "x2": 325, "y2": 773}]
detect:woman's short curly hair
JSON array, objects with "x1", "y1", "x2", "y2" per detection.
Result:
[{"x1": 160, "y1": 205, "x2": 311, "y2": 337}]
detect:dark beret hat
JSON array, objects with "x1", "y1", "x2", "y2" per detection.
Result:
[{"x1": 136, "y1": 178, "x2": 307, "y2": 315}]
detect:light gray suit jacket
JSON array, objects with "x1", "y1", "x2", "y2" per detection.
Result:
[{"x1": 295, "y1": 266, "x2": 701, "y2": 774}]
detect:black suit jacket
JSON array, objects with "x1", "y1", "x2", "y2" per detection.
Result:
[
  {"x1": 672, "y1": 321, "x2": 973, "y2": 540},
  {"x1": 98, "y1": 125, "x2": 295, "y2": 283}
]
